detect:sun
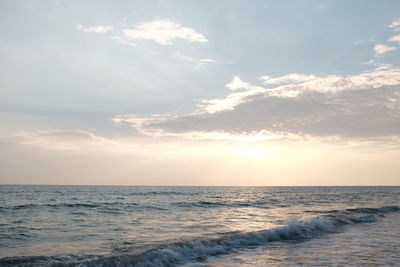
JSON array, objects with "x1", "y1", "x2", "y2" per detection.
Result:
[{"x1": 232, "y1": 145, "x2": 272, "y2": 158}]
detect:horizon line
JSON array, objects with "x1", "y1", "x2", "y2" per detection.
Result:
[{"x1": 1, "y1": 184, "x2": 399, "y2": 187}]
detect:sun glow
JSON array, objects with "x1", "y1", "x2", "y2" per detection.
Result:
[{"x1": 232, "y1": 145, "x2": 273, "y2": 158}]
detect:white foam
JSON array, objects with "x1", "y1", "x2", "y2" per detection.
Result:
[{"x1": 72, "y1": 217, "x2": 338, "y2": 267}]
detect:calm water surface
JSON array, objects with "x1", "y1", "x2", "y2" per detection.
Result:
[{"x1": 0, "y1": 186, "x2": 399, "y2": 266}]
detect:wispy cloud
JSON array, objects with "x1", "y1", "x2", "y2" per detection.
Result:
[
  {"x1": 14, "y1": 130, "x2": 159, "y2": 154},
  {"x1": 114, "y1": 66, "x2": 400, "y2": 140},
  {"x1": 261, "y1": 73, "x2": 316, "y2": 85},
  {"x1": 121, "y1": 20, "x2": 208, "y2": 45},
  {"x1": 15, "y1": 130, "x2": 119, "y2": 152},
  {"x1": 76, "y1": 19, "x2": 208, "y2": 47},
  {"x1": 388, "y1": 34, "x2": 400, "y2": 43},
  {"x1": 76, "y1": 24, "x2": 114, "y2": 33},
  {"x1": 370, "y1": 18, "x2": 400, "y2": 56},
  {"x1": 173, "y1": 52, "x2": 216, "y2": 68},
  {"x1": 389, "y1": 18, "x2": 400, "y2": 31},
  {"x1": 12, "y1": 130, "x2": 233, "y2": 157},
  {"x1": 374, "y1": 44, "x2": 396, "y2": 55}
]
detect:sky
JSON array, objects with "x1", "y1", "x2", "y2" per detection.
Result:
[{"x1": 1, "y1": 0, "x2": 400, "y2": 185}]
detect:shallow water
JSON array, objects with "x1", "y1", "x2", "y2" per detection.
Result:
[{"x1": 0, "y1": 186, "x2": 399, "y2": 266}]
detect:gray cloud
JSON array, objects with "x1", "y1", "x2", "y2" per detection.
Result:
[
  {"x1": 116, "y1": 68, "x2": 400, "y2": 139},
  {"x1": 141, "y1": 86, "x2": 400, "y2": 138}
]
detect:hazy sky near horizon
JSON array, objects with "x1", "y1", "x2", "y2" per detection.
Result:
[{"x1": 1, "y1": 0, "x2": 400, "y2": 185}]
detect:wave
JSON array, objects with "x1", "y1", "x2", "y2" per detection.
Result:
[
  {"x1": 0, "y1": 201, "x2": 170, "y2": 213},
  {"x1": 306, "y1": 205, "x2": 400, "y2": 215},
  {"x1": 129, "y1": 191, "x2": 190, "y2": 196},
  {"x1": 174, "y1": 200, "x2": 271, "y2": 209},
  {"x1": 1, "y1": 205, "x2": 398, "y2": 267},
  {"x1": 1, "y1": 202, "x2": 126, "y2": 210},
  {"x1": 1, "y1": 198, "x2": 276, "y2": 213}
]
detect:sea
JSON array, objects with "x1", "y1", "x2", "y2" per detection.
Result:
[{"x1": 0, "y1": 185, "x2": 399, "y2": 266}]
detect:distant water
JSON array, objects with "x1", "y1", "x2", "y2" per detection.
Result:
[{"x1": 0, "y1": 186, "x2": 399, "y2": 266}]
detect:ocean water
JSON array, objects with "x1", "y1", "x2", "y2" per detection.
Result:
[{"x1": 0, "y1": 186, "x2": 399, "y2": 266}]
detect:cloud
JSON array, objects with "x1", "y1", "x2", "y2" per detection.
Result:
[
  {"x1": 172, "y1": 52, "x2": 216, "y2": 68},
  {"x1": 370, "y1": 19, "x2": 400, "y2": 55},
  {"x1": 14, "y1": 130, "x2": 150, "y2": 154},
  {"x1": 261, "y1": 73, "x2": 317, "y2": 85},
  {"x1": 374, "y1": 44, "x2": 396, "y2": 55},
  {"x1": 121, "y1": 20, "x2": 208, "y2": 45},
  {"x1": 226, "y1": 76, "x2": 252, "y2": 91},
  {"x1": 388, "y1": 34, "x2": 400, "y2": 43},
  {"x1": 114, "y1": 66, "x2": 400, "y2": 140},
  {"x1": 76, "y1": 24, "x2": 114, "y2": 33},
  {"x1": 201, "y1": 65, "x2": 400, "y2": 113},
  {"x1": 199, "y1": 59, "x2": 216, "y2": 63},
  {"x1": 12, "y1": 130, "x2": 239, "y2": 159},
  {"x1": 15, "y1": 130, "x2": 115, "y2": 152},
  {"x1": 389, "y1": 18, "x2": 400, "y2": 31},
  {"x1": 75, "y1": 20, "x2": 208, "y2": 49}
]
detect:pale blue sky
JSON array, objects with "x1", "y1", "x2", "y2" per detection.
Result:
[{"x1": 1, "y1": 0, "x2": 400, "y2": 185}]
